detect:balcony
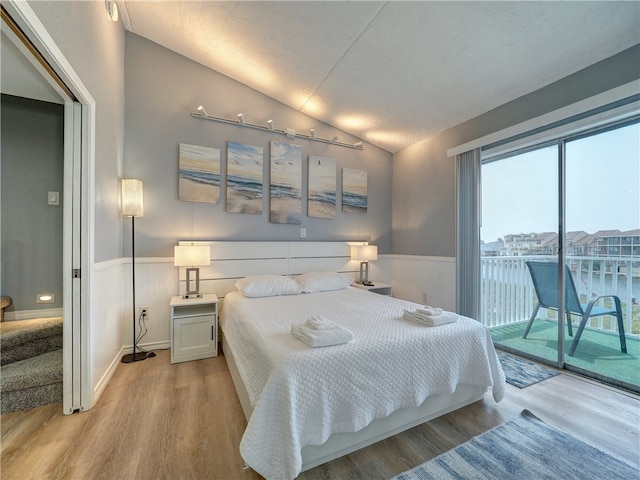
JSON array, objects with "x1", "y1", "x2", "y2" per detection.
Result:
[{"x1": 482, "y1": 256, "x2": 639, "y2": 392}]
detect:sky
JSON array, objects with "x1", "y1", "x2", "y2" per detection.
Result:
[{"x1": 481, "y1": 122, "x2": 639, "y2": 243}]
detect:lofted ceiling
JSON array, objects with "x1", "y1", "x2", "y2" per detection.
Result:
[{"x1": 121, "y1": 1, "x2": 637, "y2": 153}]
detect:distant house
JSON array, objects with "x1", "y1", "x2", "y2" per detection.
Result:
[{"x1": 495, "y1": 229, "x2": 640, "y2": 258}]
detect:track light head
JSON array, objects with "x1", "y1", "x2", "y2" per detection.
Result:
[
  {"x1": 237, "y1": 113, "x2": 245, "y2": 125},
  {"x1": 267, "y1": 120, "x2": 274, "y2": 131},
  {"x1": 197, "y1": 105, "x2": 208, "y2": 117},
  {"x1": 331, "y1": 136, "x2": 338, "y2": 143},
  {"x1": 354, "y1": 141, "x2": 363, "y2": 148},
  {"x1": 310, "y1": 129, "x2": 316, "y2": 139}
]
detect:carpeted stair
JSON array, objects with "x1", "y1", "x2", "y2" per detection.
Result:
[{"x1": 1, "y1": 317, "x2": 63, "y2": 414}]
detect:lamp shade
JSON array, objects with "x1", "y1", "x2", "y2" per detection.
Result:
[
  {"x1": 351, "y1": 244, "x2": 378, "y2": 262},
  {"x1": 121, "y1": 179, "x2": 144, "y2": 217},
  {"x1": 174, "y1": 245, "x2": 211, "y2": 266}
]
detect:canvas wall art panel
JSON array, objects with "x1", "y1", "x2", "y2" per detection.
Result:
[
  {"x1": 270, "y1": 141, "x2": 303, "y2": 224},
  {"x1": 226, "y1": 141, "x2": 264, "y2": 215},
  {"x1": 178, "y1": 143, "x2": 221, "y2": 203},
  {"x1": 308, "y1": 155, "x2": 336, "y2": 219},
  {"x1": 342, "y1": 168, "x2": 368, "y2": 213}
]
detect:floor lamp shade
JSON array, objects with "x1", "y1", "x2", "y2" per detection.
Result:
[
  {"x1": 122, "y1": 178, "x2": 146, "y2": 363},
  {"x1": 121, "y1": 178, "x2": 143, "y2": 217},
  {"x1": 175, "y1": 245, "x2": 211, "y2": 298},
  {"x1": 351, "y1": 244, "x2": 378, "y2": 285}
]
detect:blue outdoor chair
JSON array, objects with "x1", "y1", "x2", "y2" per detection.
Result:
[{"x1": 522, "y1": 261, "x2": 627, "y2": 357}]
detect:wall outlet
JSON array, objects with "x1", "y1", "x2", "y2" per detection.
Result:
[
  {"x1": 300, "y1": 227, "x2": 307, "y2": 238},
  {"x1": 140, "y1": 307, "x2": 149, "y2": 318}
]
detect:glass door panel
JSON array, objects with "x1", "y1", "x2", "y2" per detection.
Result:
[
  {"x1": 481, "y1": 145, "x2": 560, "y2": 363},
  {"x1": 564, "y1": 122, "x2": 639, "y2": 390}
]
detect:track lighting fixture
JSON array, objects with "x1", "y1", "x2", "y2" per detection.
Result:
[
  {"x1": 191, "y1": 107, "x2": 363, "y2": 150},
  {"x1": 197, "y1": 105, "x2": 208, "y2": 117}
]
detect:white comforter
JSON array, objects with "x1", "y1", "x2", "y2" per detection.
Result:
[{"x1": 221, "y1": 287, "x2": 505, "y2": 480}]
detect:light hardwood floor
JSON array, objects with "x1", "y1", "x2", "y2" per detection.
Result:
[{"x1": 2, "y1": 349, "x2": 638, "y2": 479}]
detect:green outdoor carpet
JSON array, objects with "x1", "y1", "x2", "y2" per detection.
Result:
[
  {"x1": 390, "y1": 410, "x2": 637, "y2": 480},
  {"x1": 491, "y1": 319, "x2": 639, "y2": 391}
]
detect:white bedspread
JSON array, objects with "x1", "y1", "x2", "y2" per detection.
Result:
[{"x1": 221, "y1": 287, "x2": 505, "y2": 480}]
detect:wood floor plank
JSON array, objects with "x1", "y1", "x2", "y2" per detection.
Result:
[{"x1": 2, "y1": 349, "x2": 638, "y2": 479}]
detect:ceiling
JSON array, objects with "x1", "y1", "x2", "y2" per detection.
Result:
[{"x1": 119, "y1": 1, "x2": 639, "y2": 153}]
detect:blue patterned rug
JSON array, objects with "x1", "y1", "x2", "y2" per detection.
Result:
[
  {"x1": 498, "y1": 351, "x2": 559, "y2": 388},
  {"x1": 391, "y1": 409, "x2": 636, "y2": 480}
]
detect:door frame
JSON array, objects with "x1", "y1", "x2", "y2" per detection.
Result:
[{"x1": 4, "y1": 0, "x2": 95, "y2": 413}]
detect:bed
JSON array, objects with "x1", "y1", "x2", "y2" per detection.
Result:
[{"x1": 220, "y1": 275, "x2": 505, "y2": 480}]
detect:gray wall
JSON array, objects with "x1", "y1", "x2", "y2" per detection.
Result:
[
  {"x1": 1, "y1": 95, "x2": 64, "y2": 312},
  {"x1": 29, "y1": 0, "x2": 126, "y2": 264},
  {"x1": 392, "y1": 44, "x2": 640, "y2": 257},
  {"x1": 124, "y1": 33, "x2": 393, "y2": 257}
]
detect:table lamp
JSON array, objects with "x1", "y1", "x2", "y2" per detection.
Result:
[
  {"x1": 352, "y1": 244, "x2": 377, "y2": 286},
  {"x1": 174, "y1": 245, "x2": 211, "y2": 298}
]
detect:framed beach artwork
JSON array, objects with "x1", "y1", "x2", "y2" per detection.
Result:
[
  {"x1": 226, "y1": 141, "x2": 264, "y2": 215},
  {"x1": 270, "y1": 141, "x2": 302, "y2": 224},
  {"x1": 342, "y1": 168, "x2": 368, "y2": 213},
  {"x1": 308, "y1": 155, "x2": 336, "y2": 219},
  {"x1": 178, "y1": 143, "x2": 221, "y2": 203}
]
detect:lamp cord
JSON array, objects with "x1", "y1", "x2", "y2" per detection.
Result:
[{"x1": 135, "y1": 310, "x2": 149, "y2": 353}]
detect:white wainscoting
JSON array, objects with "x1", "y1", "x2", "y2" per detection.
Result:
[{"x1": 390, "y1": 255, "x2": 456, "y2": 312}]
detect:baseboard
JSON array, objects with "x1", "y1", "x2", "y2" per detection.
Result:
[{"x1": 3, "y1": 307, "x2": 64, "y2": 321}]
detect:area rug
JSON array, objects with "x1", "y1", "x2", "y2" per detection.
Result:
[
  {"x1": 497, "y1": 351, "x2": 558, "y2": 388},
  {"x1": 391, "y1": 409, "x2": 636, "y2": 480}
]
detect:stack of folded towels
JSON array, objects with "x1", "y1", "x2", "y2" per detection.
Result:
[
  {"x1": 402, "y1": 305, "x2": 458, "y2": 326},
  {"x1": 291, "y1": 315, "x2": 353, "y2": 347}
]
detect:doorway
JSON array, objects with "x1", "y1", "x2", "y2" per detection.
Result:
[{"x1": 1, "y1": 3, "x2": 88, "y2": 413}]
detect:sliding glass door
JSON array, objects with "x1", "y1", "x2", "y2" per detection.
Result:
[
  {"x1": 481, "y1": 145, "x2": 560, "y2": 362},
  {"x1": 480, "y1": 120, "x2": 639, "y2": 391},
  {"x1": 563, "y1": 122, "x2": 639, "y2": 389}
]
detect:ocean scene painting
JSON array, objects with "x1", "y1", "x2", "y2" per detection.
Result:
[
  {"x1": 270, "y1": 141, "x2": 302, "y2": 224},
  {"x1": 308, "y1": 155, "x2": 336, "y2": 219},
  {"x1": 342, "y1": 168, "x2": 368, "y2": 213},
  {"x1": 178, "y1": 143, "x2": 221, "y2": 203},
  {"x1": 226, "y1": 141, "x2": 264, "y2": 215}
]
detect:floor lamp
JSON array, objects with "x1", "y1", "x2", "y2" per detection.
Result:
[{"x1": 121, "y1": 179, "x2": 147, "y2": 363}]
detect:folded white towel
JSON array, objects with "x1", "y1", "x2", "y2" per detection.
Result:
[
  {"x1": 417, "y1": 306, "x2": 443, "y2": 317},
  {"x1": 402, "y1": 309, "x2": 458, "y2": 327},
  {"x1": 305, "y1": 315, "x2": 336, "y2": 330},
  {"x1": 291, "y1": 322, "x2": 353, "y2": 347}
]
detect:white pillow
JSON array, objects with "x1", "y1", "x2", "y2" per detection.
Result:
[
  {"x1": 295, "y1": 271, "x2": 354, "y2": 293},
  {"x1": 234, "y1": 275, "x2": 302, "y2": 297}
]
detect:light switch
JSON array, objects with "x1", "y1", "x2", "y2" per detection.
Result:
[{"x1": 48, "y1": 191, "x2": 60, "y2": 205}]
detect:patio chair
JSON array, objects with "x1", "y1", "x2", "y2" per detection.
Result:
[{"x1": 522, "y1": 261, "x2": 627, "y2": 357}]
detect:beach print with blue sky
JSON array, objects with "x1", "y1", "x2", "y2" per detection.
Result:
[
  {"x1": 226, "y1": 141, "x2": 264, "y2": 215},
  {"x1": 270, "y1": 141, "x2": 302, "y2": 224}
]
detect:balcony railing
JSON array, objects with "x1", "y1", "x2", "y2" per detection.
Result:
[{"x1": 481, "y1": 256, "x2": 639, "y2": 336}]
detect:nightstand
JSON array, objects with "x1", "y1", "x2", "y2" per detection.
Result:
[
  {"x1": 170, "y1": 294, "x2": 218, "y2": 364},
  {"x1": 352, "y1": 281, "x2": 392, "y2": 296}
]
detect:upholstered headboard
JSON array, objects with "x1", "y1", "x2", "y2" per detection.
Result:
[{"x1": 177, "y1": 241, "x2": 365, "y2": 298}]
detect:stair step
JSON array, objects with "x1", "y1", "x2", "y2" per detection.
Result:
[
  {"x1": 1, "y1": 349, "x2": 63, "y2": 414},
  {"x1": 1, "y1": 317, "x2": 63, "y2": 366}
]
